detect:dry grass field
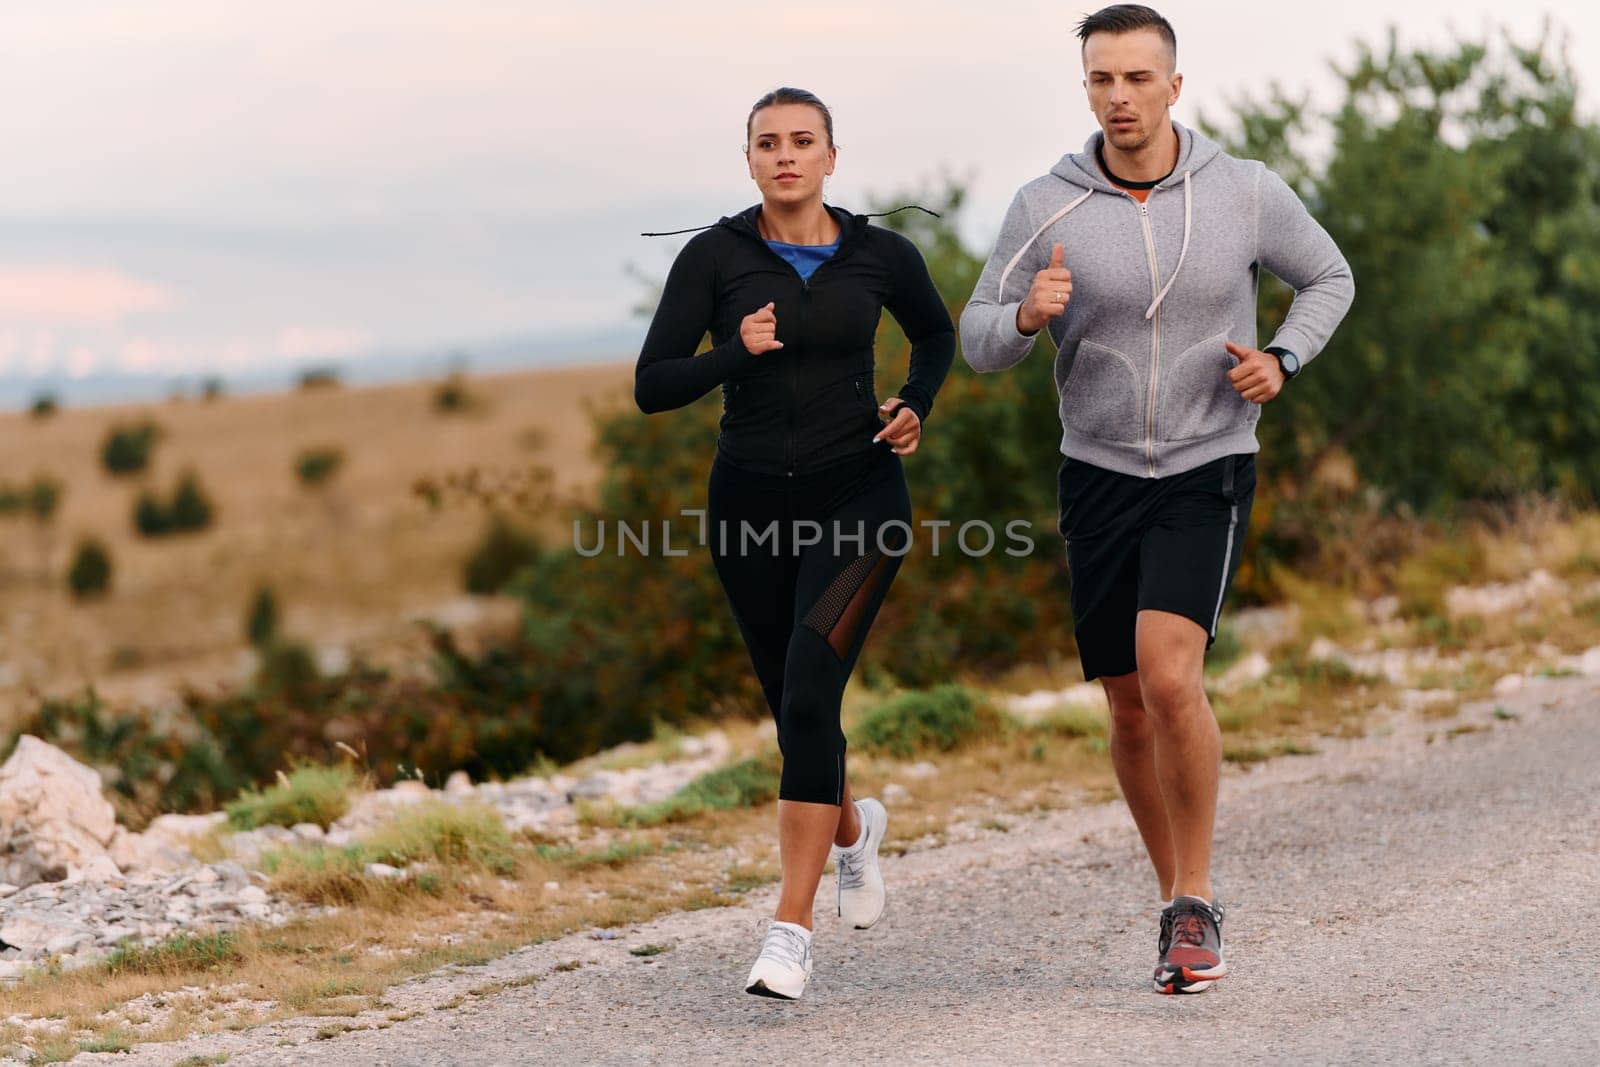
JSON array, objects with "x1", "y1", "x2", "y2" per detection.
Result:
[{"x1": 0, "y1": 361, "x2": 634, "y2": 726}]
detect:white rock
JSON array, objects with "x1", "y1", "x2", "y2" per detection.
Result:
[
  {"x1": 191, "y1": 866, "x2": 220, "y2": 885},
  {"x1": 1307, "y1": 637, "x2": 1345, "y2": 662},
  {"x1": 70, "y1": 855, "x2": 123, "y2": 883},
  {"x1": 290, "y1": 822, "x2": 325, "y2": 842},
  {"x1": 315, "y1": 645, "x2": 350, "y2": 676},
  {"x1": 1215, "y1": 651, "x2": 1271, "y2": 691},
  {"x1": 1368, "y1": 596, "x2": 1400, "y2": 623},
  {"x1": 445, "y1": 771, "x2": 474, "y2": 795},
  {"x1": 0, "y1": 883, "x2": 17, "y2": 897},
  {"x1": 881, "y1": 783, "x2": 911, "y2": 805},
  {"x1": 543, "y1": 881, "x2": 560, "y2": 891},
  {"x1": 392, "y1": 780, "x2": 431, "y2": 797},
  {"x1": 1579, "y1": 646, "x2": 1600, "y2": 678},
  {"x1": 364, "y1": 863, "x2": 404, "y2": 879},
  {"x1": 902, "y1": 761, "x2": 941, "y2": 780},
  {"x1": 0, "y1": 737, "x2": 120, "y2": 888},
  {"x1": 1492, "y1": 674, "x2": 1525, "y2": 697},
  {"x1": 237, "y1": 885, "x2": 270, "y2": 903},
  {"x1": 1004, "y1": 683, "x2": 1109, "y2": 724}
]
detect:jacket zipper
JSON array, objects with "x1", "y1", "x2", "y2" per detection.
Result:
[
  {"x1": 1135, "y1": 199, "x2": 1162, "y2": 477},
  {"x1": 732, "y1": 214, "x2": 856, "y2": 477}
]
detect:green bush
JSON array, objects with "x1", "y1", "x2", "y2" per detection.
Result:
[
  {"x1": 254, "y1": 638, "x2": 319, "y2": 701},
  {"x1": 101, "y1": 421, "x2": 161, "y2": 476},
  {"x1": 3, "y1": 693, "x2": 242, "y2": 825},
  {"x1": 26, "y1": 473, "x2": 61, "y2": 522},
  {"x1": 170, "y1": 470, "x2": 215, "y2": 530},
  {"x1": 363, "y1": 799, "x2": 517, "y2": 875},
  {"x1": 247, "y1": 585, "x2": 279, "y2": 648},
  {"x1": 226, "y1": 762, "x2": 361, "y2": 830},
  {"x1": 29, "y1": 393, "x2": 58, "y2": 418},
  {"x1": 298, "y1": 366, "x2": 341, "y2": 389},
  {"x1": 67, "y1": 538, "x2": 113, "y2": 599},
  {"x1": 463, "y1": 514, "x2": 541, "y2": 594},
  {"x1": 617, "y1": 755, "x2": 782, "y2": 826},
  {"x1": 135, "y1": 472, "x2": 216, "y2": 537},
  {"x1": 433, "y1": 374, "x2": 475, "y2": 413},
  {"x1": 855, "y1": 685, "x2": 1002, "y2": 758},
  {"x1": 103, "y1": 932, "x2": 240, "y2": 976},
  {"x1": 295, "y1": 447, "x2": 344, "y2": 488}
]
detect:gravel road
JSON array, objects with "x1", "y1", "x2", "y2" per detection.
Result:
[{"x1": 85, "y1": 677, "x2": 1600, "y2": 1066}]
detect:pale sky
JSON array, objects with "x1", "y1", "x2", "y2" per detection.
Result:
[{"x1": 0, "y1": 1, "x2": 1594, "y2": 398}]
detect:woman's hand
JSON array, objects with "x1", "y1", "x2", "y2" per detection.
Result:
[
  {"x1": 874, "y1": 398, "x2": 922, "y2": 455},
  {"x1": 739, "y1": 302, "x2": 784, "y2": 355}
]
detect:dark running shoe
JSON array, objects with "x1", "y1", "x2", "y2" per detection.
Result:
[{"x1": 1154, "y1": 896, "x2": 1227, "y2": 994}]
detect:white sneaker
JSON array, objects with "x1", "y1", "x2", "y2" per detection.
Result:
[
  {"x1": 744, "y1": 920, "x2": 813, "y2": 999},
  {"x1": 833, "y1": 797, "x2": 888, "y2": 929}
]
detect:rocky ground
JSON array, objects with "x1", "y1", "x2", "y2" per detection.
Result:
[
  {"x1": 0, "y1": 730, "x2": 732, "y2": 981},
  {"x1": 52, "y1": 669, "x2": 1600, "y2": 1065}
]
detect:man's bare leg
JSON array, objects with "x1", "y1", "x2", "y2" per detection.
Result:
[
  {"x1": 1135, "y1": 609, "x2": 1219, "y2": 902},
  {"x1": 1102, "y1": 671, "x2": 1177, "y2": 899}
]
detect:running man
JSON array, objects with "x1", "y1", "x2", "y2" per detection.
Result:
[{"x1": 959, "y1": 4, "x2": 1354, "y2": 993}]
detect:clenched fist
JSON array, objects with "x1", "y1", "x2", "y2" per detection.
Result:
[
  {"x1": 740, "y1": 302, "x2": 783, "y2": 355},
  {"x1": 1225, "y1": 341, "x2": 1285, "y2": 404},
  {"x1": 1016, "y1": 243, "x2": 1073, "y2": 336}
]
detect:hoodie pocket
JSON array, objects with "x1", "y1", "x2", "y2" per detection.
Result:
[
  {"x1": 1160, "y1": 331, "x2": 1251, "y2": 442},
  {"x1": 1060, "y1": 338, "x2": 1143, "y2": 445}
]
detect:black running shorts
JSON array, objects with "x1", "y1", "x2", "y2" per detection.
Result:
[{"x1": 1056, "y1": 453, "x2": 1255, "y2": 681}]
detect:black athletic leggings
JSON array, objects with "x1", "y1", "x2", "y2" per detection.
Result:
[{"x1": 707, "y1": 446, "x2": 912, "y2": 805}]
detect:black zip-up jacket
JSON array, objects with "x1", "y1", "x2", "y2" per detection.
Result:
[{"x1": 634, "y1": 204, "x2": 955, "y2": 475}]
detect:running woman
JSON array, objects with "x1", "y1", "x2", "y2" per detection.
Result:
[
  {"x1": 635, "y1": 87, "x2": 954, "y2": 1000},
  {"x1": 960, "y1": 5, "x2": 1353, "y2": 993}
]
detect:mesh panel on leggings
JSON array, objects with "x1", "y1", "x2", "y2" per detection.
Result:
[{"x1": 802, "y1": 551, "x2": 891, "y2": 658}]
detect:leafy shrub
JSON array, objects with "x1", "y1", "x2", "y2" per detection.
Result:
[
  {"x1": 29, "y1": 393, "x2": 58, "y2": 418},
  {"x1": 226, "y1": 762, "x2": 361, "y2": 830},
  {"x1": 463, "y1": 514, "x2": 540, "y2": 594},
  {"x1": 67, "y1": 538, "x2": 113, "y2": 599},
  {"x1": 4, "y1": 693, "x2": 242, "y2": 825},
  {"x1": 616, "y1": 755, "x2": 782, "y2": 826},
  {"x1": 254, "y1": 638, "x2": 319, "y2": 701},
  {"x1": 855, "y1": 685, "x2": 1003, "y2": 758},
  {"x1": 298, "y1": 366, "x2": 341, "y2": 389},
  {"x1": 247, "y1": 585, "x2": 279, "y2": 647},
  {"x1": 295, "y1": 447, "x2": 344, "y2": 488},
  {"x1": 103, "y1": 932, "x2": 240, "y2": 976},
  {"x1": 26, "y1": 473, "x2": 61, "y2": 522},
  {"x1": 134, "y1": 490, "x2": 170, "y2": 535},
  {"x1": 433, "y1": 374, "x2": 476, "y2": 413},
  {"x1": 170, "y1": 470, "x2": 215, "y2": 530},
  {"x1": 134, "y1": 471, "x2": 216, "y2": 536},
  {"x1": 363, "y1": 799, "x2": 517, "y2": 874},
  {"x1": 101, "y1": 421, "x2": 161, "y2": 476}
]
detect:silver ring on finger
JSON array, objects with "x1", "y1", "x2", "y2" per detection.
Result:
[{"x1": 1053, "y1": 291, "x2": 1063, "y2": 303}]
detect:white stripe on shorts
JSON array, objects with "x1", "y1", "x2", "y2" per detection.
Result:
[{"x1": 1210, "y1": 503, "x2": 1238, "y2": 637}]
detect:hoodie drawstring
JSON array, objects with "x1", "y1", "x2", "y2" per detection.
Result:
[
  {"x1": 995, "y1": 190, "x2": 1094, "y2": 302},
  {"x1": 1143, "y1": 169, "x2": 1192, "y2": 320}
]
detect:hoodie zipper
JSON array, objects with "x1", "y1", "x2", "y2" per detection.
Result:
[{"x1": 1134, "y1": 199, "x2": 1162, "y2": 477}]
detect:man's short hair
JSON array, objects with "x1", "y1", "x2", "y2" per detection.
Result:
[{"x1": 1074, "y1": 4, "x2": 1177, "y2": 65}]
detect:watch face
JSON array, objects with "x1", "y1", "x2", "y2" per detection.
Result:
[{"x1": 1281, "y1": 352, "x2": 1301, "y2": 376}]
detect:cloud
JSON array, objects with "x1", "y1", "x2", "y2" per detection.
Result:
[{"x1": 0, "y1": 267, "x2": 176, "y2": 324}]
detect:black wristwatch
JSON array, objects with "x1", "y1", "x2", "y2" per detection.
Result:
[{"x1": 1265, "y1": 346, "x2": 1301, "y2": 381}]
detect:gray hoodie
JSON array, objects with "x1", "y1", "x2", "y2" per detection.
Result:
[{"x1": 960, "y1": 122, "x2": 1354, "y2": 479}]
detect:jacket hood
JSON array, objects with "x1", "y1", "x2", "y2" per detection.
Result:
[{"x1": 1049, "y1": 120, "x2": 1223, "y2": 193}]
